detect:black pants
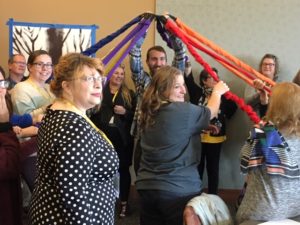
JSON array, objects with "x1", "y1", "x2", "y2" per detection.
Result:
[
  {"x1": 198, "y1": 142, "x2": 222, "y2": 194},
  {"x1": 138, "y1": 190, "x2": 200, "y2": 225},
  {"x1": 133, "y1": 138, "x2": 142, "y2": 176},
  {"x1": 21, "y1": 155, "x2": 37, "y2": 192},
  {"x1": 119, "y1": 166, "x2": 131, "y2": 202}
]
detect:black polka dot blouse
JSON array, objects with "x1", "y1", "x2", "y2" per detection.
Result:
[{"x1": 29, "y1": 109, "x2": 119, "y2": 225}]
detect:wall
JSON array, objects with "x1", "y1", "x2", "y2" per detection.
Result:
[
  {"x1": 2, "y1": 0, "x2": 300, "y2": 190},
  {"x1": 156, "y1": 0, "x2": 300, "y2": 189},
  {"x1": 0, "y1": 0, "x2": 156, "y2": 87}
]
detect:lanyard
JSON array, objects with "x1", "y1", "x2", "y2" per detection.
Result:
[
  {"x1": 112, "y1": 90, "x2": 119, "y2": 104},
  {"x1": 27, "y1": 78, "x2": 53, "y2": 101},
  {"x1": 57, "y1": 98, "x2": 113, "y2": 147}
]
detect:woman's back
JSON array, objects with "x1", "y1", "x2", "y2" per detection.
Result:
[{"x1": 236, "y1": 136, "x2": 300, "y2": 223}]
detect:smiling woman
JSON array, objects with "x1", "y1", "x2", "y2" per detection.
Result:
[
  {"x1": 0, "y1": 65, "x2": 22, "y2": 225},
  {"x1": 136, "y1": 65, "x2": 229, "y2": 225},
  {"x1": 28, "y1": 53, "x2": 119, "y2": 225},
  {"x1": 11, "y1": 50, "x2": 55, "y2": 117},
  {"x1": 90, "y1": 64, "x2": 136, "y2": 218}
]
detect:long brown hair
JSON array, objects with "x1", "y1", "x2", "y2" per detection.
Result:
[
  {"x1": 117, "y1": 64, "x2": 133, "y2": 108},
  {"x1": 121, "y1": 84, "x2": 133, "y2": 108},
  {"x1": 139, "y1": 65, "x2": 182, "y2": 131},
  {"x1": 265, "y1": 82, "x2": 300, "y2": 137}
]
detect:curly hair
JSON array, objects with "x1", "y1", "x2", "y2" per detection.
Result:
[
  {"x1": 50, "y1": 53, "x2": 104, "y2": 98},
  {"x1": 265, "y1": 82, "x2": 300, "y2": 137},
  {"x1": 139, "y1": 65, "x2": 182, "y2": 131}
]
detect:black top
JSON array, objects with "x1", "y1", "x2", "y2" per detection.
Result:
[
  {"x1": 91, "y1": 82, "x2": 136, "y2": 167},
  {"x1": 184, "y1": 72, "x2": 237, "y2": 137},
  {"x1": 29, "y1": 109, "x2": 119, "y2": 225}
]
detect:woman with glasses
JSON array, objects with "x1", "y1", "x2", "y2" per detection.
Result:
[
  {"x1": 0, "y1": 66, "x2": 40, "y2": 137},
  {"x1": 11, "y1": 50, "x2": 55, "y2": 118},
  {"x1": 244, "y1": 53, "x2": 279, "y2": 117},
  {"x1": 0, "y1": 66, "x2": 23, "y2": 225},
  {"x1": 10, "y1": 50, "x2": 55, "y2": 199},
  {"x1": 28, "y1": 53, "x2": 119, "y2": 225},
  {"x1": 1, "y1": 66, "x2": 42, "y2": 197},
  {"x1": 90, "y1": 64, "x2": 136, "y2": 218}
]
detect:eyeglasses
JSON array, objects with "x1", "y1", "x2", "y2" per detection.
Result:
[
  {"x1": 79, "y1": 75, "x2": 107, "y2": 85},
  {"x1": 13, "y1": 61, "x2": 26, "y2": 66},
  {"x1": 32, "y1": 62, "x2": 53, "y2": 69},
  {"x1": 262, "y1": 63, "x2": 275, "y2": 67},
  {"x1": 0, "y1": 80, "x2": 10, "y2": 89}
]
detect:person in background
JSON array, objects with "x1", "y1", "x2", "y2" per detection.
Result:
[
  {"x1": 0, "y1": 68, "x2": 22, "y2": 225},
  {"x1": 7, "y1": 53, "x2": 27, "y2": 90},
  {"x1": 183, "y1": 193, "x2": 233, "y2": 225},
  {"x1": 0, "y1": 66, "x2": 40, "y2": 138},
  {"x1": 236, "y1": 82, "x2": 300, "y2": 224},
  {"x1": 91, "y1": 64, "x2": 136, "y2": 218},
  {"x1": 292, "y1": 69, "x2": 300, "y2": 86},
  {"x1": 28, "y1": 53, "x2": 119, "y2": 225},
  {"x1": 129, "y1": 30, "x2": 186, "y2": 174},
  {"x1": 11, "y1": 50, "x2": 55, "y2": 117},
  {"x1": 136, "y1": 65, "x2": 229, "y2": 225},
  {"x1": 0, "y1": 66, "x2": 41, "y2": 216},
  {"x1": 244, "y1": 54, "x2": 279, "y2": 117},
  {"x1": 185, "y1": 66, "x2": 237, "y2": 195},
  {"x1": 10, "y1": 50, "x2": 54, "y2": 195}
]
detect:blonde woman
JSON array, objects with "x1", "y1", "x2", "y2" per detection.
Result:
[
  {"x1": 91, "y1": 64, "x2": 136, "y2": 218},
  {"x1": 237, "y1": 82, "x2": 300, "y2": 224}
]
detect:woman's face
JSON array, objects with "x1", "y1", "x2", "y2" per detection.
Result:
[
  {"x1": 28, "y1": 54, "x2": 53, "y2": 83},
  {"x1": 261, "y1": 58, "x2": 276, "y2": 80},
  {"x1": 110, "y1": 66, "x2": 125, "y2": 87},
  {"x1": 203, "y1": 75, "x2": 217, "y2": 88},
  {"x1": 0, "y1": 72, "x2": 7, "y2": 96},
  {"x1": 169, "y1": 75, "x2": 186, "y2": 102},
  {"x1": 69, "y1": 65, "x2": 103, "y2": 111}
]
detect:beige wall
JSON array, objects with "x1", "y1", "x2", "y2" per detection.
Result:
[{"x1": 0, "y1": 0, "x2": 156, "y2": 87}]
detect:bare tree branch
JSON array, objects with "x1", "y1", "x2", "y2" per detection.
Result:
[{"x1": 62, "y1": 28, "x2": 71, "y2": 43}]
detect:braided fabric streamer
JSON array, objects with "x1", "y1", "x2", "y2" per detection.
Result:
[
  {"x1": 104, "y1": 19, "x2": 152, "y2": 81},
  {"x1": 164, "y1": 17, "x2": 260, "y2": 123},
  {"x1": 175, "y1": 18, "x2": 276, "y2": 88},
  {"x1": 81, "y1": 14, "x2": 142, "y2": 56}
]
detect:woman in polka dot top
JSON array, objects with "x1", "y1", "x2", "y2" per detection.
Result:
[{"x1": 28, "y1": 53, "x2": 119, "y2": 225}]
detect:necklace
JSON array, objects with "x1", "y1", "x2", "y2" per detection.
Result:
[{"x1": 55, "y1": 98, "x2": 113, "y2": 147}]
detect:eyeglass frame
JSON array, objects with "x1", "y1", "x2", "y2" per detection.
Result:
[
  {"x1": 262, "y1": 63, "x2": 275, "y2": 67},
  {"x1": 13, "y1": 61, "x2": 27, "y2": 66},
  {"x1": 75, "y1": 74, "x2": 107, "y2": 85},
  {"x1": 0, "y1": 80, "x2": 10, "y2": 89},
  {"x1": 32, "y1": 62, "x2": 54, "y2": 69}
]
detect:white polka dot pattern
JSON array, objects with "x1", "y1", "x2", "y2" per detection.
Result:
[{"x1": 28, "y1": 109, "x2": 119, "y2": 225}]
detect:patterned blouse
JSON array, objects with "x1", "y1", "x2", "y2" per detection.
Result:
[{"x1": 29, "y1": 109, "x2": 119, "y2": 225}]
